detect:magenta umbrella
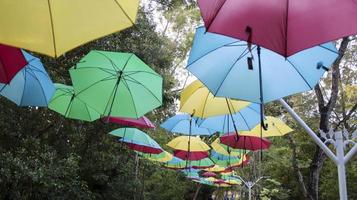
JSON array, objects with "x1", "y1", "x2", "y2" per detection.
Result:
[
  {"x1": 202, "y1": 171, "x2": 216, "y2": 178},
  {"x1": 220, "y1": 133, "x2": 271, "y2": 151},
  {"x1": 198, "y1": 0, "x2": 357, "y2": 57},
  {"x1": 0, "y1": 44, "x2": 27, "y2": 84},
  {"x1": 102, "y1": 116, "x2": 155, "y2": 129}
]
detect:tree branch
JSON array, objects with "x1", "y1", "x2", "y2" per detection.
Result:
[{"x1": 287, "y1": 134, "x2": 311, "y2": 199}]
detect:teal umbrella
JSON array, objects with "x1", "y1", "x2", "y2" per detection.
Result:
[
  {"x1": 69, "y1": 51, "x2": 163, "y2": 118},
  {"x1": 109, "y1": 128, "x2": 163, "y2": 154},
  {"x1": 48, "y1": 84, "x2": 100, "y2": 121}
]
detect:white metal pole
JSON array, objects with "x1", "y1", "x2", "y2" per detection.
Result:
[
  {"x1": 248, "y1": 184, "x2": 252, "y2": 200},
  {"x1": 344, "y1": 144, "x2": 357, "y2": 164},
  {"x1": 278, "y1": 99, "x2": 338, "y2": 164},
  {"x1": 336, "y1": 132, "x2": 348, "y2": 200}
]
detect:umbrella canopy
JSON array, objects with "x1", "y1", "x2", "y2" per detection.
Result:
[
  {"x1": 70, "y1": 51, "x2": 162, "y2": 118},
  {"x1": 202, "y1": 171, "x2": 216, "y2": 178},
  {"x1": 165, "y1": 156, "x2": 187, "y2": 169},
  {"x1": 211, "y1": 138, "x2": 246, "y2": 156},
  {"x1": 0, "y1": 44, "x2": 27, "y2": 84},
  {"x1": 180, "y1": 80, "x2": 250, "y2": 118},
  {"x1": 0, "y1": 1, "x2": 140, "y2": 57},
  {"x1": 204, "y1": 165, "x2": 229, "y2": 173},
  {"x1": 198, "y1": 0, "x2": 357, "y2": 57},
  {"x1": 210, "y1": 150, "x2": 243, "y2": 167},
  {"x1": 137, "y1": 151, "x2": 173, "y2": 163},
  {"x1": 190, "y1": 158, "x2": 215, "y2": 169},
  {"x1": 182, "y1": 169, "x2": 201, "y2": 179},
  {"x1": 167, "y1": 136, "x2": 210, "y2": 152},
  {"x1": 0, "y1": 50, "x2": 55, "y2": 106},
  {"x1": 48, "y1": 84, "x2": 100, "y2": 122},
  {"x1": 240, "y1": 116, "x2": 293, "y2": 137},
  {"x1": 161, "y1": 114, "x2": 214, "y2": 136},
  {"x1": 220, "y1": 133, "x2": 271, "y2": 151},
  {"x1": 174, "y1": 150, "x2": 209, "y2": 161},
  {"x1": 187, "y1": 26, "x2": 338, "y2": 104},
  {"x1": 102, "y1": 116, "x2": 155, "y2": 129},
  {"x1": 109, "y1": 128, "x2": 162, "y2": 154},
  {"x1": 197, "y1": 103, "x2": 261, "y2": 133}
]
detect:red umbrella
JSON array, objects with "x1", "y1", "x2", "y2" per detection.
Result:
[
  {"x1": 124, "y1": 143, "x2": 162, "y2": 154},
  {"x1": 174, "y1": 150, "x2": 209, "y2": 161},
  {"x1": 220, "y1": 133, "x2": 271, "y2": 151},
  {"x1": 103, "y1": 116, "x2": 155, "y2": 129},
  {"x1": 202, "y1": 171, "x2": 216, "y2": 178},
  {"x1": 198, "y1": 0, "x2": 357, "y2": 57},
  {"x1": 0, "y1": 44, "x2": 27, "y2": 84}
]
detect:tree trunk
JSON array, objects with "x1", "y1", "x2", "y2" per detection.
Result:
[{"x1": 193, "y1": 184, "x2": 202, "y2": 200}]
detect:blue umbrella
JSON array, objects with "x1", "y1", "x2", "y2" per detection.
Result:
[
  {"x1": 0, "y1": 50, "x2": 55, "y2": 106},
  {"x1": 197, "y1": 103, "x2": 261, "y2": 133},
  {"x1": 187, "y1": 26, "x2": 339, "y2": 104},
  {"x1": 161, "y1": 114, "x2": 215, "y2": 136}
]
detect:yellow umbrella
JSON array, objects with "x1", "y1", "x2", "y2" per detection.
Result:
[
  {"x1": 180, "y1": 80, "x2": 250, "y2": 118},
  {"x1": 204, "y1": 177, "x2": 218, "y2": 182},
  {"x1": 0, "y1": 0, "x2": 139, "y2": 57},
  {"x1": 211, "y1": 138, "x2": 246, "y2": 156},
  {"x1": 137, "y1": 151, "x2": 173, "y2": 163},
  {"x1": 239, "y1": 116, "x2": 293, "y2": 137},
  {"x1": 167, "y1": 136, "x2": 210, "y2": 152},
  {"x1": 204, "y1": 165, "x2": 226, "y2": 172}
]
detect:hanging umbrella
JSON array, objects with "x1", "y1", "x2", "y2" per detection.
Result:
[
  {"x1": 0, "y1": 50, "x2": 55, "y2": 106},
  {"x1": 227, "y1": 155, "x2": 250, "y2": 169},
  {"x1": 102, "y1": 116, "x2": 155, "y2": 129},
  {"x1": 220, "y1": 133, "x2": 271, "y2": 151},
  {"x1": 187, "y1": 26, "x2": 338, "y2": 104},
  {"x1": 165, "y1": 156, "x2": 187, "y2": 170},
  {"x1": 211, "y1": 138, "x2": 246, "y2": 156},
  {"x1": 198, "y1": 0, "x2": 357, "y2": 57},
  {"x1": 204, "y1": 165, "x2": 230, "y2": 173},
  {"x1": 167, "y1": 136, "x2": 210, "y2": 153},
  {"x1": 109, "y1": 128, "x2": 162, "y2": 154},
  {"x1": 197, "y1": 103, "x2": 261, "y2": 133},
  {"x1": 69, "y1": 51, "x2": 162, "y2": 118},
  {"x1": 240, "y1": 116, "x2": 293, "y2": 137},
  {"x1": 210, "y1": 150, "x2": 243, "y2": 167},
  {"x1": 0, "y1": 44, "x2": 27, "y2": 84},
  {"x1": 180, "y1": 80, "x2": 250, "y2": 118},
  {"x1": 48, "y1": 84, "x2": 100, "y2": 121},
  {"x1": 161, "y1": 114, "x2": 214, "y2": 136},
  {"x1": 167, "y1": 136, "x2": 211, "y2": 161},
  {"x1": 165, "y1": 157, "x2": 214, "y2": 170},
  {"x1": 137, "y1": 151, "x2": 173, "y2": 163},
  {"x1": 0, "y1": 1, "x2": 140, "y2": 57},
  {"x1": 202, "y1": 171, "x2": 216, "y2": 178},
  {"x1": 182, "y1": 169, "x2": 201, "y2": 179}
]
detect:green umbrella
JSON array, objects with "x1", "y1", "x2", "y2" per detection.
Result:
[
  {"x1": 48, "y1": 83, "x2": 100, "y2": 121},
  {"x1": 69, "y1": 51, "x2": 163, "y2": 118},
  {"x1": 109, "y1": 128, "x2": 163, "y2": 154}
]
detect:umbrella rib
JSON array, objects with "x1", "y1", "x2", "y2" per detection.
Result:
[
  {"x1": 285, "y1": 59, "x2": 313, "y2": 90},
  {"x1": 236, "y1": 111, "x2": 252, "y2": 131},
  {"x1": 71, "y1": 66, "x2": 117, "y2": 76},
  {"x1": 318, "y1": 44, "x2": 340, "y2": 54},
  {"x1": 214, "y1": 46, "x2": 253, "y2": 96},
  {"x1": 123, "y1": 70, "x2": 161, "y2": 77},
  {"x1": 19, "y1": 70, "x2": 26, "y2": 105},
  {"x1": 47, "y1": 0, "x2": 57, "y2": 56},
  {"x1": 120, "y1": 79, "x2": 139, "y2": 117},
  {"x1": 123, "y1": 77, "x2": 162, "y2": 104},
  {"x1": 94, "y1": 51, "x2": 121, "y2": 71},
  {"x1": 113, "y1": 0, "x2": 136, "y2": 25},
  {"x1": 200, "y1": 91, "x2": 211, "y2": 118},
  {"x1": 75, "y1": 75, "x2": 116, "y2": 96},
  {"x1": 204, "y1": 0, "x2": 228, "y2": 32},
  {"x1": 187, "y1": 41, "x2": 241, "y2": 68}
]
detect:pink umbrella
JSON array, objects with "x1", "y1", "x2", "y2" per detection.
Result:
[
  {"x1": 202, "y1": 171, "x2": 216, "y2": 178},
  {"x1": 102, "y1": 116, "x2": 155, "y2": 129},
  {"x1": 198, "y1": 0, "x2": 357, "y2": 57},
  {"x1": 220, "y1": 133, "x2": 271, "y2": 151},
  {"x1": 0, "y1": 44, "x2": 27, "y2": 84},
  {"x1": 174, "y1": 150, "x2": 209, "y2": 161}
]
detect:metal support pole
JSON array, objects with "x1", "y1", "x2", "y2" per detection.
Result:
[
  {"x1": 335, "y1": 132, "x2": 348, "y2": 200},
  {"x1": 278, "y1": 99, "x2": 338, "y2": 164},
  {"x1": 344, "y1": 144, "x2": 357, "y2": 164}
]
